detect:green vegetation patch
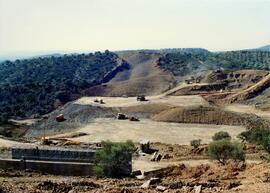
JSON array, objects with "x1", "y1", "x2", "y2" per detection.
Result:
[
  {"x1": 0, "y1": 51, "x2": 121, "y2": 122},
  {"x1": 94, "y1": 140, "x2": 136, "y2": 178}
]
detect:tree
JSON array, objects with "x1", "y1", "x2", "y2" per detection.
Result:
[
  {"x1": 94, "y1": 140, "x2": 136, "y2": 178},
  {"x1": 238, "y1": 128, "x2": 270, "y2": 145},
  {"x1": 212, "y1": 131, "x2": 231, "y2": 141},
  {"x1": 208, "y1": 140, "x2": 245, "y2": 165}
]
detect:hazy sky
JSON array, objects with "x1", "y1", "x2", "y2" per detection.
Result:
[{"x1": 0, "y1": 0, "x2": 270, "y2": 57}]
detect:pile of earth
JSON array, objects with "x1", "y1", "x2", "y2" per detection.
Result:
[
  {"x1": 25, "y1": 103, "x2": 118, "y2": 137},
  {"x1": 152, "y1": 106, "x2": 270, "y2": 130}
]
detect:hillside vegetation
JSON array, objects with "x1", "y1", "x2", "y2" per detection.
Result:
[
  {"x1": 257, "y1": 45, "x2": 270, "y2": 52},
  {"x1": 158, "y1": 50, "x2": 270, "y2": 76},
  {"x1": 0, "y1": 51, "x2": 126, "y2": 121}
]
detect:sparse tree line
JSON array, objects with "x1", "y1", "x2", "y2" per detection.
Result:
[{"x1": 158, "y1": 50, "x2": 270, "y2": 76}]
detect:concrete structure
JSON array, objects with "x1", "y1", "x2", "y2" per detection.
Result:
[
  {"x1": 140, "y1": 139, "x2": 150, "y2": 153},
  {"x1": 0, "y1": 158, "x2": 94, "y2": 176},
  {"x1": 12, "y1": 146, "x2": 96, "y2": 162},
  {"x1": 8, "y1": 146, "x2": 132, "y2": 176}
]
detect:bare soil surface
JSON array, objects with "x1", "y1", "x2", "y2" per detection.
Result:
[
  {"x1": 25, "y1": 95, "x2": 209, "y2": 137},
  {"x1": 74, "y1": 95, "x2": 209, "y2": 108},
  {"x1": 152, "y1": 106, "x2": 270, "y2": 129},
  {"x1": 68, "y1": 118, "x2": 245, "y2": 144},
  {"x1": 0, "y1": 138, "x2": 22, "y2": 148},
  {"x1": 224, "y1": 104, "x2": 270, "y2": 120},
  {"x1": 222, "y1": 73, "x2": 270, "y2": 104},
  {"x1": 247, "y1": 87, "x2": 270, "y2": 111},
  {"x1": 1, "y1": 161, "x2": 270, "y2": 193},
  {"x1": 84, "y1": 51, "x2": 175, "y2": 96}
]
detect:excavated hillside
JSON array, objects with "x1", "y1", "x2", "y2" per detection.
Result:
[
  {"x1": 222, "y1": 73, "x2": 270, "y2": 104},
  {"x1": 83, "y1": 51, "x2": 175, "y2": 96},
  {"x1": 202, "y1": 70, "x2": 269, "y2": 89},
  {"x1": 168, "y1": 70, "x2": 269, "y2": 96},
  {"x1": 247, "y1": 87, "x2": 270, "y2": 110},
  {"x1": 167, "y1": 70, "x2": 270, "y2": 108}
]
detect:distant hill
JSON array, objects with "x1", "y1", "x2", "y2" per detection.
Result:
[
  {"x1": 158, "y1": 48, "x2": 210, "y2": 54},
  {"x1": 1, "y1": 48, "x2": 270, "y2": 122},
  {"x1": 257, "y1": 45, "x2": 270, "y2": 51}
]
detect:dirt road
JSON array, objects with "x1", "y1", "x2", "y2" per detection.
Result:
[{"x1": 74, "y1": 95, "x2": 208, "y2": 108}]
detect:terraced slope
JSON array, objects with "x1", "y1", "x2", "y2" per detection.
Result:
[{"x1": 223, "y1": 74, "x2": 270, "y2": 104}]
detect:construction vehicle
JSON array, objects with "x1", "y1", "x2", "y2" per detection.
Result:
[
  {"x1": 117, "y1": 113, "x2": 128, "y2": 120},
  {"x1": 137, "y1": 95, "x2": 147, "y2": 101},
  {"x1": 129, "y1": 116, "x2": 140, "y2": 121},
  {"x1": 56, "y1": 114, "x2": 65, "y2": 122}
]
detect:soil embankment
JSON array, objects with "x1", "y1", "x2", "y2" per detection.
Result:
[{"x1": 152, "y1": 106, "x2": 270, "y2": 129}]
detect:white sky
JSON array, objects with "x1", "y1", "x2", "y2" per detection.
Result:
[{"x1": 0, "y1": 0, "x2": 270, "y2": 57}]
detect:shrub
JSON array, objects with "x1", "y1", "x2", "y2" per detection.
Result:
[
  {"x1": 208, "y1": 140, "x2": 245, "y2": 165},
  {"x1": 0, "y1": 146, "x2": 8, "y2": 153},
  {"x1": 238, "y1": 128, "x2": 270, "y2": 145},
  {"x1": 262, "y1": 136, "x2": 270, "y2": 153},
  {"x1": 190, "y1": 139, "x2": 201, "y2": 148},
  {"x1": 94, "y1": 140, "x2": 136, "y2": 178},
  {"x1": 212, "y1": 131, "x2": 231, "y2": 141}
]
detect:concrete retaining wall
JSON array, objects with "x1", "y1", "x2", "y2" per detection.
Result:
[
  {"x1": 0, "y1": 158, "x2": 94, "y2": 176},
  {"x1": 12, "y1": 147, "x2": 96, "y2": 162},
  {"x1": 9, "y1": 147, "x2": 132, "y2": 176}
]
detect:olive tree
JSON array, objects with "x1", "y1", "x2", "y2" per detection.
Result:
[
  {"x1": 208, "y1": 140, "x2": 245, "y2": 165},
  {"x1": 212, "y1": 131, "x2": 231, "y2": 141}
]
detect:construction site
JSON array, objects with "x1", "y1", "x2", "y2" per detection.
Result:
[
  {"x1": 0, "y1": 45, "x2": 270, "y2": 193},
  {"x1": 0, "y1": 66, "x2": 270, "y2": 192}
]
